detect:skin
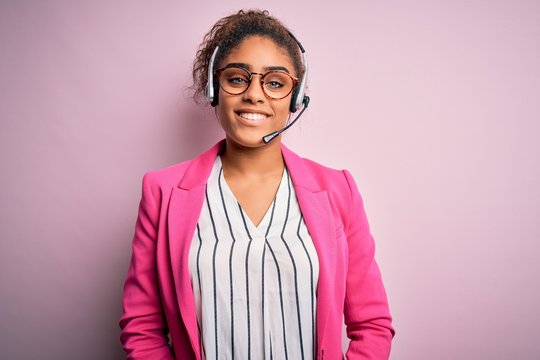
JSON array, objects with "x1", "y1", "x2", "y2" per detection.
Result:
[{"x1": 216, "y1": 35, "x2": 297, "y2": 227}]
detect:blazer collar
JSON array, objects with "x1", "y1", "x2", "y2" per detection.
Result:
[{"x1": 178, "y1": 139, "x2": 322, "y2": 193}]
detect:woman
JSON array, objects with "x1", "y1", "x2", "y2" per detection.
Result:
[{"x1": 120, "y1": 9, "x2": 394, "y2": 360}]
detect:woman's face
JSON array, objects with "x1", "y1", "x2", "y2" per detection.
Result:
[{"x1": 216, "y1": 36, "x2": 296, "y2": 149}]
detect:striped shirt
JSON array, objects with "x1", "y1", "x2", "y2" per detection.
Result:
[{"x1": 188, "y1": 156, "x2": 319, "y2": 360}]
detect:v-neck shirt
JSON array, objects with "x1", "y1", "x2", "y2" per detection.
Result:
[{"x1": 188, "y1": 156, "x2": 320, "y2": 360}]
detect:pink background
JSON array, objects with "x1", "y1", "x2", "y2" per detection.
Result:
[{"x1": 1, "y1": 1, "x2": 539, "y2": 359}]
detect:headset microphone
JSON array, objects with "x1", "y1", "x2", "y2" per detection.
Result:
[{"x1": 262, "y1": 95, "x2": 310, "y2": 144}]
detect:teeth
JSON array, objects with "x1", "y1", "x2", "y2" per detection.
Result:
[{"x1": 239, "y1": 112, "x2": 267, "y2": 121}]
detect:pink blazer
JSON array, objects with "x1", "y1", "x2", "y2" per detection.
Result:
[{"x1": 120, "y1": 141, "x2": 394, "y2": 359}]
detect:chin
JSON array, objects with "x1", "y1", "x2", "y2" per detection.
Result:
[{"x1": 226, "y1": 132, "x2": 271, "y2": 149}]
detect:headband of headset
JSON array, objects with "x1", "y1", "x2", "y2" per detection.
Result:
[{"x1": 204, "y1": 33, "x2": 308, "y2": 113}]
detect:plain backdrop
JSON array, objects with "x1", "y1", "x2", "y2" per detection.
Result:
[{"x1": 1, "y1": 1, "x2": 539, "y2": 359}]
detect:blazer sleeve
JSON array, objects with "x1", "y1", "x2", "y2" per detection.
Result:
[
  {"x1": 342, "y1": 170, "x2": 395, "y2": 359},
  {"x1": 119, "y1": 173, "x2": 174, "y2": 360}
]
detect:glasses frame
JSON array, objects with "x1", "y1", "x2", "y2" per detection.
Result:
[{"x1": 215, "y1": 65, "x2": 299, "y2": 100}]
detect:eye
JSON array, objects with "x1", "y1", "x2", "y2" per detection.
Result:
[
  {"x1": 220, "y1": 67, "x2": 250, "y2": 88},
  {"x1": 227, "y1": 76, "x2": 247, "y2": 85},
  {"x1": 227, "y1": 76, "x2": 248, "y2": 86},
  {"x1": 263, "y1": 71, "x2": 291, "y2": 92},
  {"x1": 265, "y1": 80, "x2": 284, "y2": 89},
  {"x1": 264, "y1": 74, "x2": 287, "y2": 89}
]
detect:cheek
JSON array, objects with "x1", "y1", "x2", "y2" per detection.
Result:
[
  {"x1": 216, "y1": 107, "x2": 229, "y2": 130},
  {"x1": 277, "y1": 98, "x2": 292, "y2": 117},
  {"x1": 215, "y1": 95, "x2": 234, "y2": 119}
]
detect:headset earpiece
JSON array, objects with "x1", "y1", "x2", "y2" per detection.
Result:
[
  {"x1": 290, "y1": 86, "x2": 300, "y2": 113},
  {"x1": 211, "y1": 76, "x2": 219, "y2": 107}
]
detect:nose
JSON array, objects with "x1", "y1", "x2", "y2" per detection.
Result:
[{"x1": 242, "y1": 73, "x2": 266, "y2": 103}]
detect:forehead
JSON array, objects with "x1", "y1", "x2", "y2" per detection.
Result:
[{"x1": 221, "y1": 36, "x2": 296, "y2": 75}]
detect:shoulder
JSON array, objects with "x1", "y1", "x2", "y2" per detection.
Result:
[
  {"x1": 135, "y1": 160, "x2": 193, "y2": 207},
  {"x1": 285, "y1": 148, "x2": 363, "y2": 223},
  {"x1": 143, "y1": 160, "x2": 192, "y2": 190},
  {"x1": 302, "y1": 156, "x2": 358, "y2": 204},
  {"x1": 297, "y1": 156, "x2": 346, "y2": 180},
  {"x1": 284, "y1": 146, "x2": 356, "y2": 194},
  {"x1": 141, "y1": 141, "x2": 223, "y2": 194}
]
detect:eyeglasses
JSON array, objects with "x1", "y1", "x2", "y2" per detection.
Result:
[{"x1": 216, "y1": 65, "x2": 299, "y2": 100}]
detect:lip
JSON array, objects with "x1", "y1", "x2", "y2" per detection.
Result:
[
  {"x1": 235, "y1": 110, "x2": 271, "y2": 126},
  {"x1": 235, "y1": 108, "x2": 271, "y2": 116}
]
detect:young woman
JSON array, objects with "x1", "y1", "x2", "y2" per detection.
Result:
[{"x1": 120, "y1": 9, "x2": 394, "y2": 360}]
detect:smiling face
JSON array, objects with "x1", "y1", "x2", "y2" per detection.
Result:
[{"x1": 216, "y1": 36, "x2": 296, "y2": 149}]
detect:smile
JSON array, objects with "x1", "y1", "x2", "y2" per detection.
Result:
[{"x1": 237, "y1": 112, "x2": 268, "y2": 121}]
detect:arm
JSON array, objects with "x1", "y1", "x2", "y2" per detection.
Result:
[
  {"x1": 342, "y1": 170, "x2": 395, "y2": 359},
  {"x1": 119, "y1": 173, "x2": 174, "y2": 360}
]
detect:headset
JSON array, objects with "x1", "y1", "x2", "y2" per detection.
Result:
[{"x1": 204, "y1": 32, "x2": 309, "y2": 113}]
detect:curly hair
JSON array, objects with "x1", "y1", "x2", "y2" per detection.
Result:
[{"x1": 191, "y1": 9, "x2": 304, "y2": 104}]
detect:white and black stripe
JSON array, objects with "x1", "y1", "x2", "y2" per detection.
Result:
[{"x1": 189, "y1": 156, "x2": 319, "y2": 360}]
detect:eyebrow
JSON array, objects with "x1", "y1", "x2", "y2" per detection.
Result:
[{"x1": 223, "y1": 63, "x2": 291, "y2": 73}]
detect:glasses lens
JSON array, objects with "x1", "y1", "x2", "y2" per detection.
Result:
[
  {"x1": 262, "y1": 71, "x2": 294, "y2": 99},
  {"x1": 219, "y1": 67, "x2": 250, "y2": 95}
]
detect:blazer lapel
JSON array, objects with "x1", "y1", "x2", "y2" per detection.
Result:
[
  {"x1": 168, "y1": 186, "x2": 205, "y2": 359},
  {"x1": 168, "y1": 141, "x2": 224, "y2": 359},
  {"x1": 282, "y1": 144, "x2": 338, "y2": 349}
]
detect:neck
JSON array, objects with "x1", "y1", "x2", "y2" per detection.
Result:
[{"x1": 220, "y1": 137, "x2": 284, "y2": 178}]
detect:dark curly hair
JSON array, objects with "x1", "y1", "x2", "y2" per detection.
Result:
[{"x1": 191, "y1": 9, "x2": 304, "y2": 104}]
